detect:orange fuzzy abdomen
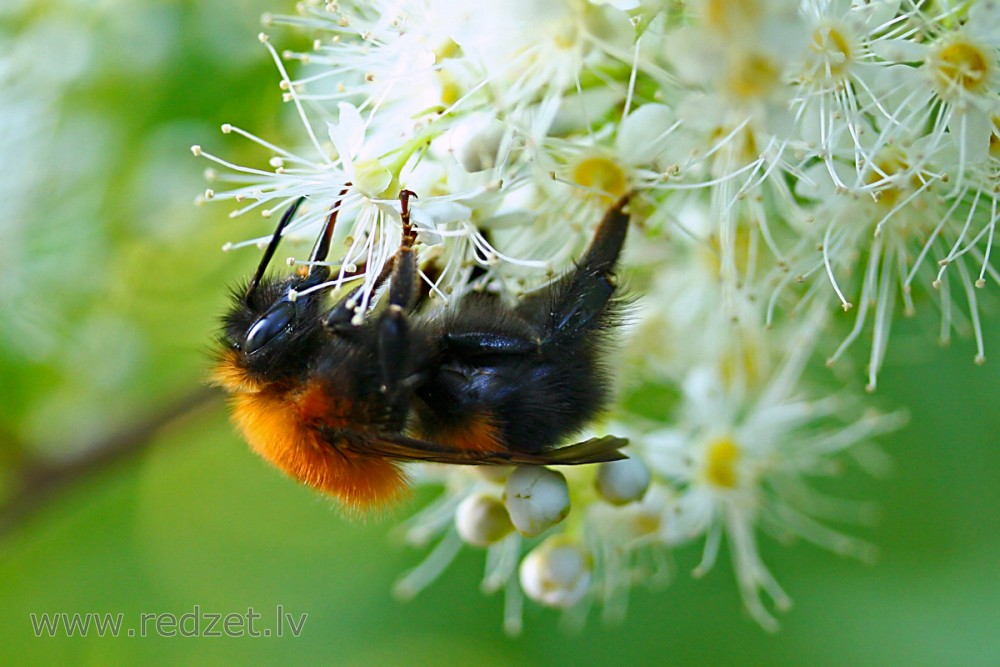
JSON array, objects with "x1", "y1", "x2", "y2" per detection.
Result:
[
  {"x1": 229, "y1": 385, "x2": 407, "y2": 512},
  {"x1": 421, "y1": 413, "x2": 504, "y2": 453}
]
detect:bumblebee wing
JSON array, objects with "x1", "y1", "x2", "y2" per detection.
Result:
[
  {"x1": 350, "y1": 432, "x2": 628, "y2": 466},
  {"x1": 357, "y1": 433, "x2": 509, "y2": 465},
  {"x1": 525, "y1": 435, "x2": 629, "y2": 465}
]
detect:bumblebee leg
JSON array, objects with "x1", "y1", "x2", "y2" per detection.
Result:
[
  {"x1": 323, "y1": 257, "x2": 395, "y2": 333},
  {"x1": 412, "y1": 195, "x2": 631, "y2": 455},
  {"x1": 326, "y1": 190, "x2": 420, "y2": 335},
  {"x1": 378, "y1": 190, "x2": 421, "y2": 395},
  {"x1": 443, "y1": 330, "x2": 540, "y2": 357},
  {"x1": 539, "y1": 193, "x2": 630, "y2": 343}
]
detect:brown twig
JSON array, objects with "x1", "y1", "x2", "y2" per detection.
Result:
[{"x1": 0, "y1": 386, "x2": 221, "y2": 536}]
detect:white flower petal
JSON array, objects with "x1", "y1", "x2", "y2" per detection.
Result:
[{"x1": 870, "y1": 37, "x2": 927, "y2": 63}]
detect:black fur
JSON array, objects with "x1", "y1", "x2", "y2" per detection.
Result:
[
  {"x1": 218, "y1": 270, "x2": 330, "y2": 385},
  {"x1": 410, "y1": 197, "x2": 630, "y2": 452}
]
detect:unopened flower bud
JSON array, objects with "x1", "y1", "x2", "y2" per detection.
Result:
[
  {"x1": 519, "y1": 535, "x2": 592, "y2": 608},
  {"x1": 474, "y1": 465, "x2": 513, "y2": 484},
  {"x1": 352, "y1": 158, "x2": 393, "y2": 197},
  {"x1": 455, "y1": 493, "x2": 514, "y2": 547},
  {"x1": 504, "y1": 466, "x2": 570, "y2": 537},
  {"x1": 595, "y1": 456, "x2": 650, "y2": 505},
  {"x1": 450, "y1": 116, "x2": 509, "y2": 172}
]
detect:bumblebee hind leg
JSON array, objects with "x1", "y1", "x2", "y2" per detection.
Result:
[
  {"x1": 412, "y1": 196, "x2": 632, "y2": 454},
  {"x1": 527, "y1": 194, "x2": 631, "y2": 345}
]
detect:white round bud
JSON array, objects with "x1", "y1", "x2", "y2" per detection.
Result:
[
  {"x1": 474, "y1": 465, "x2": 512, "y2": 484},
  {"x1": 595, "y1": 456, "x2": 651, "y2": 505},
  {"x1": 352, "y1": 158, "x2": 392, "y2": 197},
  {"x1": 449, "y1": 116, "x2": 509, "y2": 173},
  {"x1": 455, "y1": 493, "x2": 513, "y2": 547},
  {"x1": 504, "y1": 466, "x2": 570, "y2": 537},
  {"x1": 519, "y1": 536, "x2": 592, "y2": 609}
]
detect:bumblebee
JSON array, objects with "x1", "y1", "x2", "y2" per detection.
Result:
[{"x1": 213, "y1": 191, "x2": 632, "y2": 511}]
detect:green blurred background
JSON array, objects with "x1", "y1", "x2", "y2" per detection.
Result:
[{"x1": 2, "y1": 1, "x2": 998, "y2": 665}]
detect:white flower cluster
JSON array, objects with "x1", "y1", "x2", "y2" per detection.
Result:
[{"x1": 196, "y1": 0, "x2": 996, "y2": 631}]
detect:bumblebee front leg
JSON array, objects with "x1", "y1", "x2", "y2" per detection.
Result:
[
  {"x1": 324, "y1": 190, "x2": 418, "y2": 333},
  {"x1": 377, "y1": 190, "x2": 421, "y2": 397},
  {"x1": 323, "y1": 257, "x2": 394, "y2": 333}
]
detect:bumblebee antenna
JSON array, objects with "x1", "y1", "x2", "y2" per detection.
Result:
[
  {"x1": 246, "y1": 196, "x2": 305, "y2": 303},
  {"x1": 307, "y1": 185, "x2": 351, "y2": 272}
]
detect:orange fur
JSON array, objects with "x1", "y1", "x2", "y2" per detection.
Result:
[
  {"x1": 296, "y1": 381, "x2": 352, "y2": 428},
  {"x1": 429, "y1": 413, "x2": 504, "y2": 453},
  {"x1": 216, "y1": 352, "x2": 407, "y2": 511},
  {"x1": 210, "y1": 350, "x2": 263, "y2": 393}
]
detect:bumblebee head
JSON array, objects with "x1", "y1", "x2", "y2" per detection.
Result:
[
  {"x1": 217, "y1": 271, "x2": 329, "y2": 387},
  {"x1": 214, "y1": 195, "x2": 343, "y2": 391}
]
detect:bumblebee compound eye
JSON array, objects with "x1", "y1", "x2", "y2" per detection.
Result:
[{"x1": 244, "y1": 300, "x2": 296, "y2": 354}]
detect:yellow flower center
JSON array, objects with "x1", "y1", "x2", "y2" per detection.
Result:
[
  {"x1": 863, "y1": 148, "x2": 932, "y2": 211},
  {"x1": 438, "y1": 70, "x2": 461, "y2": 107},
  {"x1": 435, "y1": 38, "x2": 460, "y2": 61},
  {"x1": 571, "y1": 156, "x2": 627, "y2": 202},
  {"x1": 704, "y1": 436, "x2": 741, "y2": 489},
  {"x1": 707, "y1": 125, "x2": 759, "y2": 165},
  {"x1": 550, "y1": 23, "x2": 579, "y2": 50},
  {"x1": 725, "y1": 53, "x2": 781, "y2": 101},
  {"x1": 631, "y1": 510, "x2": 661, "y2": 536},
  {"x1": 703, "y1": 0, "x2": 763, "y2": 37},
  {"x1": 931, "y1": 38, "x2": 992, "y2": 99},
  {"x1": 809, "y1": 24, "x2": 853, "y2": 80}
]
